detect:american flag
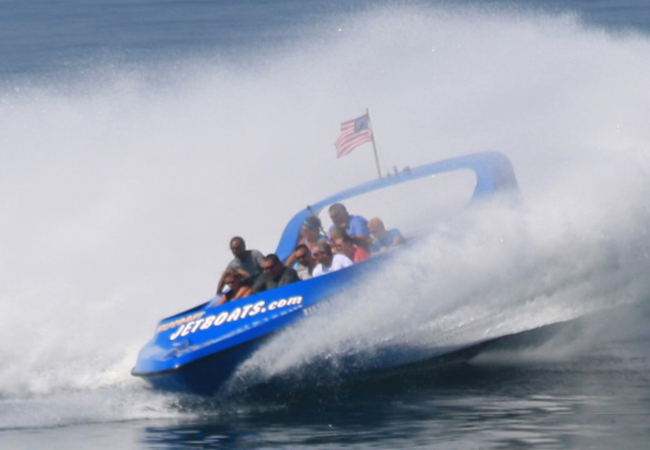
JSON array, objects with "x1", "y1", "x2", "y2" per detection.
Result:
[{"x1": 334, "y1": 113, "x2": 373, "y2": 158}]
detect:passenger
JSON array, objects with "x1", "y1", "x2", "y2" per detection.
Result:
[
  {"x1": 368, "y1": 218, "x2": 405, "y2": 253},
  {"x1": 226, "y1": 236, "x2": 265, "y2": 279},
  {"x1": 285, "y1": 215, "x2": 327, "y2": 266},
  {"x1": 312, "y1": 242, "x2": 353, "y2": 277},
  {"x1": 252, "y1": 254, "x2": 300, "y2": 293},
  {"x1": 291, "y1": 244, "x2": 317, "y2": 280},
  {"x1": 334, "y1": 232, "x2": 370, "y2": 263},
  {"x1": 214, "y1": 268, "x2": 254, "y2": 306},
  {"x1": 328, "y1": 226, "x2": 346, "y2": 253},
  {"x1": 300, "y1": 215, "x2": 327, "y2": 249},
  {"x1": 328, "y1": 203, "x2": 372, "y2": 249}
]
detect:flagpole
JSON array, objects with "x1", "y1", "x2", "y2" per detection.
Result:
[{"x1": 365, "y1": 108, "x2": 382, "y2": 179}]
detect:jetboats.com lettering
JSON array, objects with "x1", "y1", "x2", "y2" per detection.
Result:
[
  {"x1": 168, "y1": 296, "x2": 303, "y2": 341},
  {"x1": 157, "y1": 311, "x2": 206, "y2": 333}
]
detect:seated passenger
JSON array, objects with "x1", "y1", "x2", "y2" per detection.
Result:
[
  {"x1": 368, "y1": 218, "x2": 405, "y2": 253},
  {"x1": 252, "y1": 254, "x2": 300, "y2": 293},
  {"x1": 300, "y1": 215, "x2": 327, "y2": 249},
  {"x1": 328, "y1": 203, "x2": 372, "y2": 249},
  {"x1": 334, "y1": 232, "x2": 370, "y2": 263},
  {"x1": 291, "y1": 244, "x2": 317, "y2": 280},
  {"x1": 226, "y1": 236, "x2": 265, "y2": 280},
  {"x1": 312, "y1": 242, "x2": 353, "y2": 277},
  {"x1": 285, "y1": 215, "x2": 326, "y2": 266},
  {"x1": 328, "y1": 226, "x2": 346, "y2": 253},
  {"x1": 214, "y1": 268, "x2": 254, "y2": 306},
  {"x1": 227, "y1": 236, "x2": 264, "y2": 279}
]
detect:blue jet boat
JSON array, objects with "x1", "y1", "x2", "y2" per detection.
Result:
[{"x1": 131, "y1": 151, "x2": 519, "y2": 395}]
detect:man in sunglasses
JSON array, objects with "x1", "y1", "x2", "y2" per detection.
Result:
[
  {"x1": 252, "y1": 253, "x2": 300, "y2": 293},
  {"x1": 292, "y1": 244, "x2": 317, "y2": 280}
]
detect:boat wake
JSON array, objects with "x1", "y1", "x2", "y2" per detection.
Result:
[{"x1": 223, "y1": 191, "x2": 650, "y2": 393}]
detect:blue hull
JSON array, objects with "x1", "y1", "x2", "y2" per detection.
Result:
[
  {"x1": 132, "y1": 152, "x2": 520, "y2": 395},
  {"x1": 132, "y1": 262, "x2": 376, "y2": 395},
  {"x1": 135, "y1": 337, "x2": 265, "y2": 395}
]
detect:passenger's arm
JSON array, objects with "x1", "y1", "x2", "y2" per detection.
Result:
[
  {"x1": 352, "y1": 234, "x2": 373, "y2": 251},
  {"x1": 234, "y1": 286, "x2": 253, "y2": 300},
  {"x1": 250, "y1": 275, "x2": 266, "y2": 294},
  {"x1": 285, "y1": 251, "x2": 298, "y2": 267},
  {"x1": 214, "y1": 294, "x2": 228, "y2": 306}
]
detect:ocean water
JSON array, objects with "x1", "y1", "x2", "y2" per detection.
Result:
[{"x1": 2, "y1": 0, "x2": 650, "y2": 448}]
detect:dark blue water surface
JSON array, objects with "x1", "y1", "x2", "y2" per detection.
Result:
[
  {"x1": 2, "y1": 0, "x2": 650, "y2": 77},
  {"x1": 2, "y1": 1, "x2": 650, "y2": 449},
  {"x1": 1, "y1": 0, "x2": 344, "y2": 77}
]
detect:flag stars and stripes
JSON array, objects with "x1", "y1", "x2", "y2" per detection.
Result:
[{"x1": 334, "y1": 113, "x2": 374, "y2": 158}]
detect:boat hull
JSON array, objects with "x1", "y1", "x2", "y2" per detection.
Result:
[
  {"x1": 134, "y1": 337, "x2": 266, "y2": 395},
  {"x1": 132, "y1": 261, "x2": 376, "y2": 394}
]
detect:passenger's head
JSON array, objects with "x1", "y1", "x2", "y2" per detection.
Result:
[
  {"x1": 229, "y1": 236, "x2": 246, "y2": 259},
  {"x1": 220, "y1": 268, "x2": 250, "y2": 292},
  {"x1": 262, "y1": 253, "x2": 284, "y2": 277},
  {"x1": 334, "y1": 234, "x2": 355, "y2": 259},
  {"x1": 329, "y1": 226, "x2": 346, "y2": 244},
  {"x1": 329, "y1": 203, "x2": 350, "y2": 228},
  {"x1": 368, "y1": 218, "x2": 387, "y2": 238},
  {"x1": 312, "y1": 241, "x2": 333, "y2": 264},
  {"x1": 301, "y1": 215, "x2": 322, "y2": 241},
  {"x1": 294, "y1": 244, "x2": 314, "y2": 266}
]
